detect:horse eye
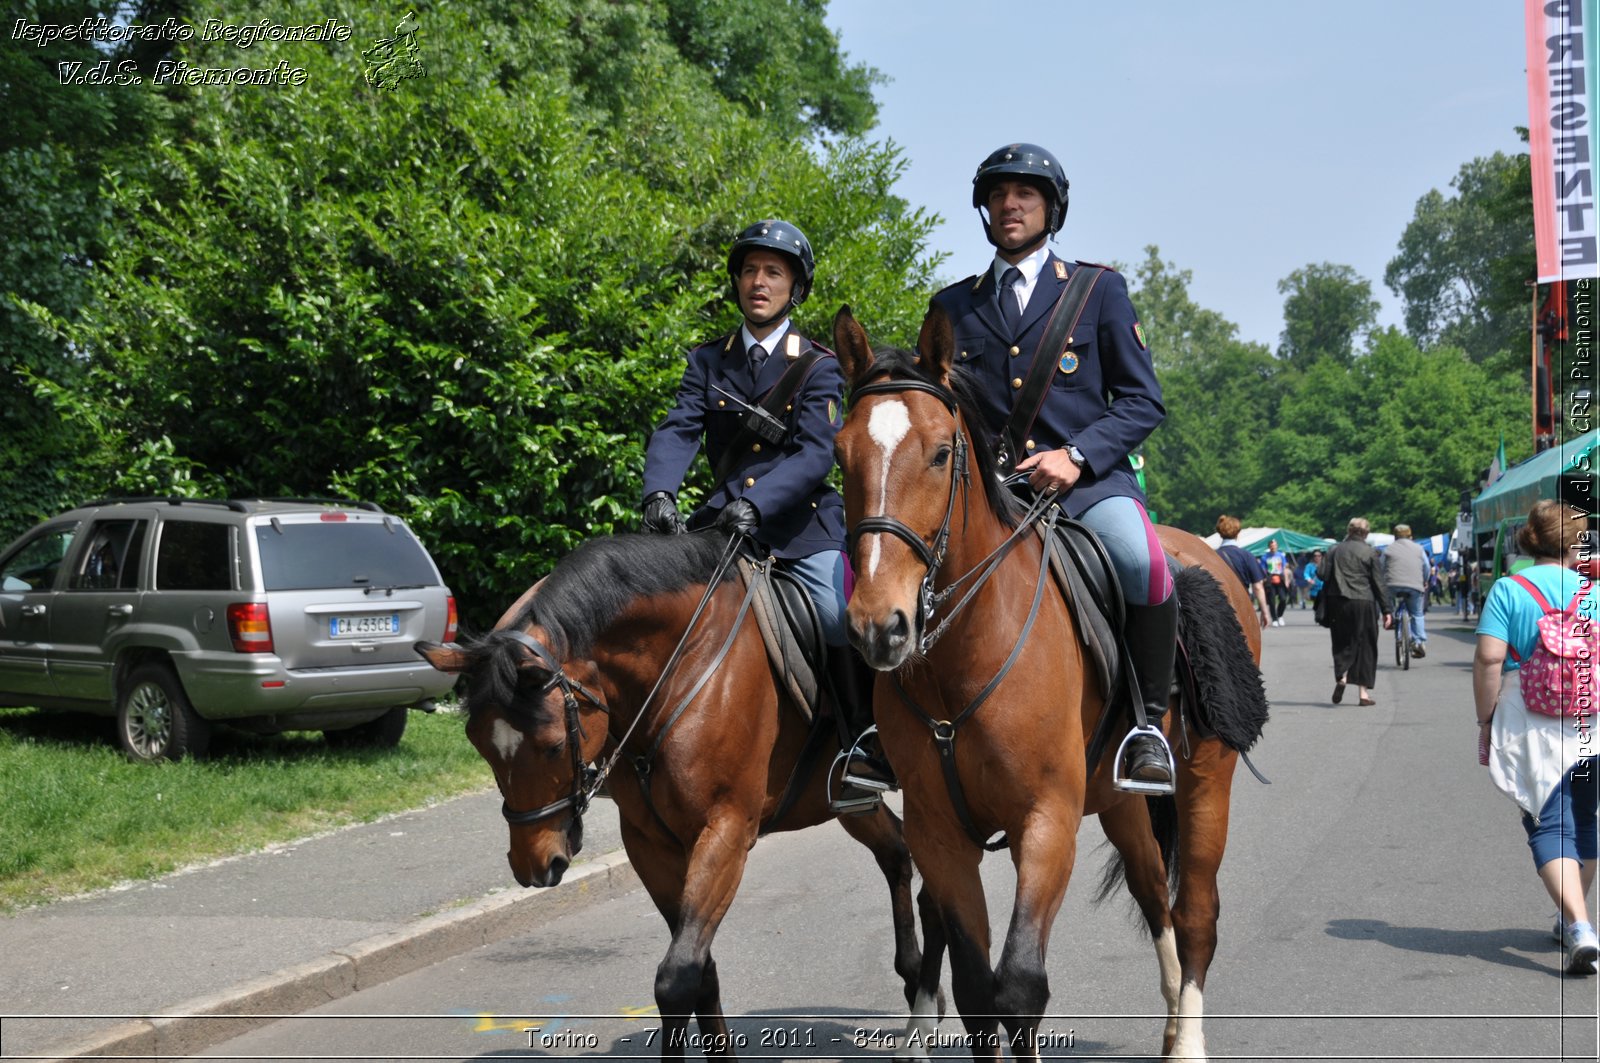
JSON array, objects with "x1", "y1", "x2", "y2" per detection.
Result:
[
  {"x1": 931, "y1": 445, "x2": 951, "y2": 468},
  {"x1": 546, "y1": 739, "x2": 565, "y2": 759}
]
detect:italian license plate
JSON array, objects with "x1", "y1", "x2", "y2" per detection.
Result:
[{"x1": 330, "y1": 613, "x2": 399, "y2": 638}]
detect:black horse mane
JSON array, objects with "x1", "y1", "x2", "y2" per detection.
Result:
[
  {"x1": 857, "y1": 345, "x2": 1026, "y2": 529},
  {"x1": 456, "y1": 532, "x2": 736, "y2": 724},
  {"x1": 517, "y1": 531, "x2": 736, "y2": 659}
]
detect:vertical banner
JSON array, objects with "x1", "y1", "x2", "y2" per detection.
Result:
[{"x1": 1526, "y1": 0, "x2": 1598, "y2": 282}]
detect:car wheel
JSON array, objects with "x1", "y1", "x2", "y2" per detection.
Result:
[
  {"x1": 324, "y1": 706, "x2": 408, "y2": 749},
  {"x1": 117, "y1": 663, "x2": 211, "y2": 762}
]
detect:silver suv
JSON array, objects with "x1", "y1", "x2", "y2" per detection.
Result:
[{"x1": 0, "y1": 498, "x2": 458, "y2": 761}]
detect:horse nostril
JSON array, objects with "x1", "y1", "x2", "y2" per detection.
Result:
[
  {"x1": 887, "y1": 609, "x2": 911, "y2": 646},
  {"x1": 544, "y1": 855, "x2": 570, "y2": 887}
]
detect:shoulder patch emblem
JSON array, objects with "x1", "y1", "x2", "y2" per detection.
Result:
[
  {"x1": 828, "y1": 399, "x2": 838, "y2": 424},
  {"x1": 1058, "y1": 351, "x2": 1080, "y2": 375},
  {"x1": 1053, "y1": 260, "x2": 1068, "y2": 281},
  {"x1": 1133, "y1": 323, "x2": 1147, "y2": 350}
]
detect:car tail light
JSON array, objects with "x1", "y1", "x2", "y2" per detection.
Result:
[
  {"x1": 227, "y1": 603, "x2": 275, "y2": 653},
  {"x1": 444, "y1": 595, "x2": 459, "y2": 643},
  {"x1": 319, "y1": 511, "x2": 348, "y2": 521}
]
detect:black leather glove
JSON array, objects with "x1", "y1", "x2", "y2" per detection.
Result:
[
  {"x1": 641, "y1": 491, "x2": 686, "y2": 535},
  {"x1": 715, "y1": 498, "x2": 760, "y2": 537}
]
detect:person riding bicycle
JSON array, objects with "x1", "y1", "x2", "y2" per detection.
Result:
[
  {"x1": 1382, "y1": 524, "x2": 1432, "y2": 658},
  {"x1": 640, "y1": 219, "x2": 893, "y2": 809},
  {"x1": 930, "y1": 143, "x2": 1177, "y2": 794}
]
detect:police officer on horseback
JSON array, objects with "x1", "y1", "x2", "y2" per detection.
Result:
[
  {"x1": 931, "y1": 144, "x2": 1178, "y2": 794},
  {"x1": 640, "y1": 219, "x2": 893, "y2": 809}
]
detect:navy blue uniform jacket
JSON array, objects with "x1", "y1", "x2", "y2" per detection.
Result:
[
  {"x1": 930, "y1": 252, "x2": 1164, "y2": 519},
  {"x1": 642, "y1": 329, "x2": 846, "y2": 560}
]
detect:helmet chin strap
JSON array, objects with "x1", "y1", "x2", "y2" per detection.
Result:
[{"x1": 978, "y1": 207, "x2": 1053, "y2": 256}]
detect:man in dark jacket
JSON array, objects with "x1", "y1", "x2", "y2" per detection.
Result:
[
  {"x1": 931, "y1": 143, "x2": 1176, "y2": 794},
  {"x1": 641, "y1": 219, "x2": 890, "y2": 809}
]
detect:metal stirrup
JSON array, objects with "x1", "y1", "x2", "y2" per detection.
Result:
[
  {"x1": 826, "y1": 748, "x2": 884, "y2": 815},
  {"x1": 839, "y1": 725, "x2": 894, "y2": 793},
  {"x1": 1112, "y1": 725, "x2": 1176, "y2": 796}
]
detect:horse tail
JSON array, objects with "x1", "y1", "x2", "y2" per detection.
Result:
[
  {"x1": 1092, "y1": 793, "x2": 1180, "y2": 925},
  {"x1": 1173, "y1": 565, "x2": 1270, "y2": 752}
]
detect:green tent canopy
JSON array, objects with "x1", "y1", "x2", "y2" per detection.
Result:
[
  {"x1": 1472, "y1": 429, "x2": 1599, "y2": 528},
  {"x1": 1203, "y1": 527, "x2": 1336, "y2": 555},
  {"x1": 1239, "y1": 528, "x2": 1337, "y2": 556}
]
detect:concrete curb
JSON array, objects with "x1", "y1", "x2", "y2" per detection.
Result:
[{"x1": 30, "y1": 851, "x2": 639, "y2": 1063}]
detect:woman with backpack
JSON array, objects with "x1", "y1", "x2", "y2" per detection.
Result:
[{"x1": 1474, "y1": 500, "x2": 1597, "y2": 976}]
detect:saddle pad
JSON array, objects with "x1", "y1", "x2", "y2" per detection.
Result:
[
  {"x1": 743, "y1": 560, "x2": 821, "y2": 723},
  {"x1": 1039, "y1": 521, "x2": 1120, "y2": 703}
]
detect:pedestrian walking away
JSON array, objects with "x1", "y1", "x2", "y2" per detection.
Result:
[
  {"x1": 1214, "y1": 514, "x2": 1272, "y2": 630},
  {"x1": 1320, "y1": 517, "x2": 1393, "y2": 706},
  {"x1": 1474, "y1": 500, "x2": 1598, "y2": 977}
]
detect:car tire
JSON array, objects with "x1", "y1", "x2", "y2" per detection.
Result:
[
  {"x1": 324, "y1": 706, "x2": 408, "y2": 749},
  {"x1": 117, "y1": 663, "x2": 212, "y2": 763}
]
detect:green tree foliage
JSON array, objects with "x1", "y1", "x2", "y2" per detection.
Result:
[
  {"x1": 20, "y1": 0, "x2": 938, "y2": 628},
  {"x1": 1254, "y1": 330, "x2": 1524, "y2": 534},
  {"x1": 1275, "y1": 262, "x2": 1380, "y2": 369},
  {"x1": 1136, "y1": 250, "x2": 1525, "y2": 539},
  {"x1": 1384, "y1": 149, "x2": 1534, "y2": 360},
  {"x1": 0, "y1": 1, "x2": 184, "y2": 539}
]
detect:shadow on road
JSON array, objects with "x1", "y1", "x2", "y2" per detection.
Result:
[{"x1": 1327, "y1": 917, "x2": 1571, "y2": 977}]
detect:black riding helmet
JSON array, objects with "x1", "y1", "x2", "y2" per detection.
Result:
[
  {"x1": 727, "y1": 219, "x2": 815, "y2": 317},
  {"x1": 972, "y1": 143, "x2": 1070, "y2": 248}
]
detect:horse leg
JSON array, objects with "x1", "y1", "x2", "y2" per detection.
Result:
[
  {"x1": 1097, "y1": 798, "x2": 1182, "y2": 1056},
  {"x1": 909, "y1": 828, "x2": 1000, "y2": 1062},
  {"x1": 834, "y1": 804, "x2": 948, "y2": 1053},
  {"x1": 1164, "y1": 744, "x2": 1238, "y2": 1063},
  {"x1": 992, "y1": 817, "x2": 1078, "y2": 1062},
  {"x1": 619, "y1": 814, "x2": 749, "y2": 1060}
]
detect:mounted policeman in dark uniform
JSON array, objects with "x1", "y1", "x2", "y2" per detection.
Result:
[
  {"x1": 930, "y1": 144, "x2": 1178, "y2": 794},
  {"x1": 641, "y1": 219, "x2": 894, "y2": 810}
]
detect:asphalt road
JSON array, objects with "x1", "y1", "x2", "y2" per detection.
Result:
[{"x1": 191, "y1": 607, "x2": 1599, "y2": 1062}]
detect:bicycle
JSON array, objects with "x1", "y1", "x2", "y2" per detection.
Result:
[{"x1": 1393, "y1": 597, "x2": 1411, "y2": 670}]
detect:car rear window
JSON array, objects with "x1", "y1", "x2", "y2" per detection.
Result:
[{"x1": 254, "y1": 521, "x2": 440, "y2": 591}]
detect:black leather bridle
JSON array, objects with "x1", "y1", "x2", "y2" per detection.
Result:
[
  {"x1": 844, "y1": 372, "x2": 1062, "y2": 850},
  {"x1": 845, "y1": 377, "x2": 969, "y2": 654},
  {"x1": 496, "y1": 629, "x2": 609, "y2": 827}
]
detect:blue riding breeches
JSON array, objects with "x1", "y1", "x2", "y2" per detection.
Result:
[
  {"x1": 1075, "y1": 495, "x2": 1173, "y2": 607},
  {"x1": 781, "y1": 549, "x2": 848, "y2": 647}
]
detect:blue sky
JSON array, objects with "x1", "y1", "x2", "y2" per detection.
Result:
[{"x1": 823, "y1": 1, "x2": 1529, "y2": 351}]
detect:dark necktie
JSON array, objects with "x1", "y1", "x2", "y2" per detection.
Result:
[
  {"x1": 749, "y1": 339, "x2": 768, "y2": 373},
  {"x1": 998, "y1": 266, "x2": 1023, "y2": 334}
]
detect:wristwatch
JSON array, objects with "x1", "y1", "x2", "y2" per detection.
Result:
[{"x1": 1066, "y1": 445, "x2": 1087, "y2": 468}]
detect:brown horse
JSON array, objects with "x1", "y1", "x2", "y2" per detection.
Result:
[
  {"x1": 830, "y1": 307, "x2": 1265, "y2": 1062},
  {"x1": 416, "y1": 530, "x2": 943, "y2": 1058}
]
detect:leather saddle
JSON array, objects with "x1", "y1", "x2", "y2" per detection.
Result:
[{"x1": 743, "y1": 558, "x2": 827, "y2": 724}]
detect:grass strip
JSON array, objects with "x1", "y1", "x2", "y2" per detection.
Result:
[{"x1": 0, "y1": 705, "x2": 488, "y2": 912}]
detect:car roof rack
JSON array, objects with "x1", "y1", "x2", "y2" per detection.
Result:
[
  {"x1": 249, "y1": 497, "x2": 385, "y2": 512},
  {"x1": 75, "y1": 496, "x2": 385, "y2": 514},
  {"x1": 78, "y1": 496, "x2": 251, "y2": 512}
]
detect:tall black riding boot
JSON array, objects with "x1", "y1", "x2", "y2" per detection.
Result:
[
  {"x1": 1116, "y1": 596, "x2": 1179, "y2": 795},
  {"x1": 824, "y1": 647, "x2": 897, "y2": 807}
]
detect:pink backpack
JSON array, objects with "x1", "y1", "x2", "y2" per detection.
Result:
[{"x1": 1508, "y1": 574, "x2": 1596, "y2": 718}]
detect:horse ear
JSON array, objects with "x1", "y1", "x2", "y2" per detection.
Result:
[
  {"x1": 832, "y1": 305, "x2": 876, "y2": 386},
  {"x1": 917, "y1": 303, "x2": 957, "y2": 386},
  {"x1": 416, "y1": 641, "x2": 469, "y2": 673}
]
